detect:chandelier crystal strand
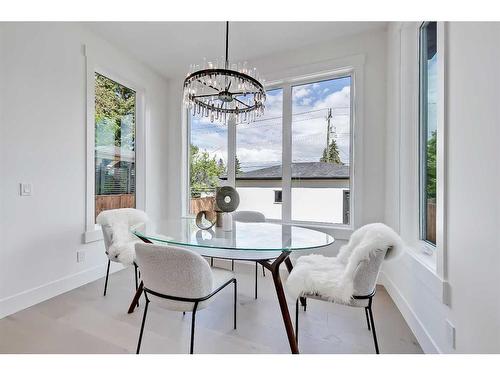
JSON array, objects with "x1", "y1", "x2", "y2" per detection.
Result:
[{"x1": 183, "y1": 21, "x2": 266, "y2": 125}]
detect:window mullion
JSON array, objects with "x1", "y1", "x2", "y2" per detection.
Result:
[
  {"x1": 282, "y1": 84, "x2": 292, "y2": 222},
  {"x1": 227, "y1": 115, "x2": 236, "y2": 187}
]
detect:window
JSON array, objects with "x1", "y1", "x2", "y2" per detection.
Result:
[
  {"x1": 274, "y1": 190, "x2": 283, "y2": 204},
  {"x1": 419, "y1": 21, "x2": 437, "y2": 246},
  {"x1": 186, "y1": 71, "x2": 355, "y2": 226},
  {"x1": 94, "y1": 73, "x2": 137, "y2": 220},
  {"x1": 188, "y1": 111, "x2": 227, "y2": 216},
  {"x1": 291, "y1": 77, "x2": 351, "y2": 224},
  {"x1": 236, "y1": 88, "x2": 283, "y2": 220}
]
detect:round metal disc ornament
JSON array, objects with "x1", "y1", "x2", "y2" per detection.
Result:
[
  {"x1": 216, "y1": 186, "x2": 240, "y2": 213},
  {"x1": 195, "y1": 210, "x2": 217, "y2": 230}
]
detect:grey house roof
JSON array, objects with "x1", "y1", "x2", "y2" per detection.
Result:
[{"x1": 221, "y1": 162, "x2": 349, "y2": 180}]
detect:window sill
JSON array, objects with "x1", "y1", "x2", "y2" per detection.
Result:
[
  {"x1": 280, "y1": 221, "x2": 352, "y2": 240},
  {"x1": 399, "y1": 244, "x2": 446, "y2": 302},
  {"x1": 408, "y1": 242, "x2": 437, "y2": 273},
  {"x1": 83, "y1": 228, "x2": 103, "y2": 244}
]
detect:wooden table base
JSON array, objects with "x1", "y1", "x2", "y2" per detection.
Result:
[
  {"x1": 128, "y1": 281, "x2": 144, "y2": 314},
  {"x1": 259, "y1": 251, "x2": 299, "y2": 354}
]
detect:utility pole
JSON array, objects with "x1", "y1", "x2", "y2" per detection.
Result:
[{"x1": 326, "y1": 108, "x2": 332, "y2": 152}]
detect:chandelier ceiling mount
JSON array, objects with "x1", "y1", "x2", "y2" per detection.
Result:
[{"x1": 183, "y1": 22, "x2": 266, "y2": 124}]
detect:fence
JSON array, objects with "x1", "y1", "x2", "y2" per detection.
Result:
[
  {"x1": 95, "y1": 194, "x2": 135, "y2": 219},
  {"x1": 426, "y1": 201, "x2": 436, "y2": 244},
  {"x1": 190, "y1": 196, "x2": 216, "y2": 215}
]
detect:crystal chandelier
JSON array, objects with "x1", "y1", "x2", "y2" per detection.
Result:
[{"x1": 183, "y1": 22, "x2": 266, "y2": 124}]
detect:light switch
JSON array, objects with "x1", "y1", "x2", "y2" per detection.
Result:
[{"x1": 20, "y1": 183, "x2": 32, "y2": 196}]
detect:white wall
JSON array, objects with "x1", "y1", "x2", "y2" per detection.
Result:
[
  {"x1": 236, "y1": 187, "x2": 346, "y2": 223},
  {"x1": 0, "y1": 23, "x2": 169, "y2": 318},
  {"x1": 166, "y1": 28, "x2": 388, "y2": 248},
  {"x1": 383, "y1": 22, "x2": 500, "y2": 353}
]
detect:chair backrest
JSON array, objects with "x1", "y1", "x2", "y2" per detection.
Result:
[
  {"x1": 101, "y1": 224, "x2": 113, "y2": 254},
  {"x1": 135, "y1": 243, "x2": 213, "y2": 311},
  {"x1": 352, "y1": 247, "x2": 389, "y2": 297},
  {"x1": 232, "y1": 210, "x2": 266, "y2": 223},
  {"x1": 96, "y1": 208, "x2": 149, "y2": 254}
]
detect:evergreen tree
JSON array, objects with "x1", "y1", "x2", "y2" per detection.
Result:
[
  {"x1": 320, "y1": 139, "x2": 343, "y2": 164},
  {"x1": 235, "y1": 155, "x2": 242, "y2": 175}
]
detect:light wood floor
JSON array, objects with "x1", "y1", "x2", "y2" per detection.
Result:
[{"x1": 0, "y1": 261, "x2": 422, "y2": 354}]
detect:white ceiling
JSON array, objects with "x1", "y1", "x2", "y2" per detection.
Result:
[{"x1": 84, "y1": 22, "x2": 386, "y2": 79}]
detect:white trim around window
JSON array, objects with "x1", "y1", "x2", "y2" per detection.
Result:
[
  {"x1": 83, "y1": 45, "x2": 146, "y2": 243},
  {"x1": 183, "y1": 54, "x2": 365, "y2": 235},
  {"x1": 397, "y1": 22, "x2": 448, "y2": 300}
]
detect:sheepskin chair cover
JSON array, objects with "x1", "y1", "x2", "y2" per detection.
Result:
[
  {"x1": 286, "y1": 223, "x2": 403, "y2": 304},
  {"x1": 96, "y1": 208, "x2": 149, "y2": 265}
]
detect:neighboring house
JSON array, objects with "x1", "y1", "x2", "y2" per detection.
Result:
[{"x1": 220, "y1": 162, "x2": 350, "y2": 224}]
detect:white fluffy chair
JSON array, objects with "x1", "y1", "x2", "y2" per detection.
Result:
[
  {"x1": 135, "y1": 243, "x2": 237, "y2": 354},
  {"x1": 286, "y1": 223, "x2": 403, "y2": 354},
  {"x1": 96, "y1": 208, "x2": 149, "y2": 297}
]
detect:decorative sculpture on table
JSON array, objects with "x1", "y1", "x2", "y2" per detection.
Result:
[
  {"x1": 195, "y1": 210, "x2": 217, "y2": 230},
  {"x1": 215, "y1": 186, "x2": 240, "y2": 232}
]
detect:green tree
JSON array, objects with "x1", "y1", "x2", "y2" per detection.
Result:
[
  {"x1": 95, "y1": 73, "x2": 136, "y2": 150},
  {"x1": 426, "y1": 131, "x2": 437, "y2": 199},
  {"x1": 320, "y1": 139, "x2": 343, "y2": 164},
  {"x1": 235, "y1": 155, "x2": 242, "y2": 175},
  {"x1": 190, "y1": 145, "x2": 225, "y2": 197},
  {"x1": 217, "y1": 158, "x2": 226, "y2": 174}
]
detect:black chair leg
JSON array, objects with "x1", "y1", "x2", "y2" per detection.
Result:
[
  {"x1": 134, "y1": 263, "x2": 140, "y2": 307},
  {"x1": 254, "y1": 262, "x2": 258, "y2": 299},
  {"x1": 231, "y1": 259, "x2": 234, "y2": 271},
  {"x1": 367, "y1": 299, "x2": 379, "y2": 354},
  {"x1": 190, "y1": 302, "x2": 199, "y2": 354},
  {"x1": 262, "y1": 265, "x2": 265, "y2": 277},
  {"x1": 210, "y1": 257, "x2": 214, "y2": 267},
  {"x1": 365, "y1": 307, "x2": 371, "y2": 331},
  {"x1": 103, "y1": 260, "x2": 110, "y2": 296},
  {"x1": 302, "y1": 297, "x2": 307, "y2": 312},
  {"x1": 136, "y1": 299, "x2": 149, "y2": 354},
  {"x1": 233, "y1": 279, "x2": 237, "y2": 329},
  {"x1": 295, "y1": 299, "x2": 299, "y2": 345}
]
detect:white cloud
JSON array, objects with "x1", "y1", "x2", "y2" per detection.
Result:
[
  {"x1": 301, "y1": 97, "x2": 313, "y2": 106},
  {"x1": 293, "y1": 87, "x2": 310, "y2": 99}
]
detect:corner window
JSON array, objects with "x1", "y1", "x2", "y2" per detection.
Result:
[
  {"x1": 419, "y1": 21, "x2": 437, "y2": 245},
  {"x1": 186, "y1": 72, "x2": 354, "y2": 226},
  {"x1": 94, "y1": 73, "x2": 136, "y2": 220}
]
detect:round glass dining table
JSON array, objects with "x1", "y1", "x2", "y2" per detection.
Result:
[{"x1": 129, "y1": 218, "x2": 334, "y2": 354}]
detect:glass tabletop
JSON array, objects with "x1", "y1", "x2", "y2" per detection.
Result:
[{"x1": 132, "y1": 218, "x2": 334, "y2": 253}]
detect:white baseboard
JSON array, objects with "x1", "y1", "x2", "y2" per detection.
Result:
[
  {"x1": 0, "y1": 262, "x2": 124, "y2": 319},
  {"x1": 379, "y1": 271, "x2": 441, "y2": 353}
]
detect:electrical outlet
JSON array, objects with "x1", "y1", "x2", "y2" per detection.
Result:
[
  {"x1": 77, "y1": 251, "x2": 86, "y2": 263},
  {"x1": 446, "y1": 320, "x2": 456, "y2": 350},
  {"x1": 19, "y1": 183, "x2": 33, "y2": 196}
]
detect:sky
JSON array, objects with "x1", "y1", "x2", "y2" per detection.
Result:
[
  {"x1": 426, "y1": 53, "x2": 437, "y2": 139},
  {"x1": 190, "y1": 76, "x2": 352, "y2": 172}
]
